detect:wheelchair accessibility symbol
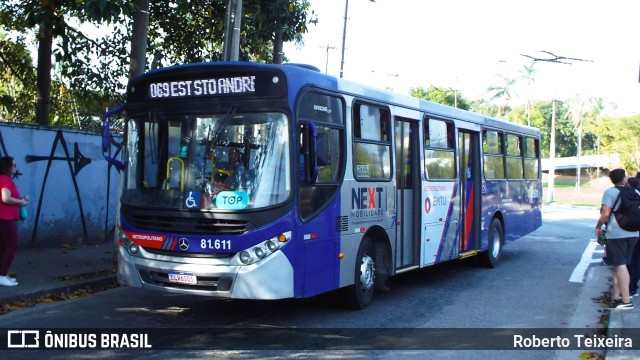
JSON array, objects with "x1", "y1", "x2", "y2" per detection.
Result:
[{"x1": 185, "y1": 191, "x2": 200, "y2": 209}]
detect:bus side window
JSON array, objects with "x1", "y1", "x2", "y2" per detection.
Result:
[
  {"x1": 483, "y1": 130, "x2": 505, "y2": 180},
  {"x1": 424, "y1": 118, "x2": 455, "y2": 180},
  {"x1": 353, "y1": 103, "x2": 391, "y2": 180},
  {"x1": 505, "y1": 133, "x2": 524, "y2": 179},
  {"x1": 524, "y1": 136, "x2": 540, "y2": 179}
]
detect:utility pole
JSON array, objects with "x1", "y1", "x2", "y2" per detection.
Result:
[
  {"x1": 547, "y1": 99, "x2": 556, "y2": 203},
  {"x1": 339, "y1": 0, "x2": 349, "y2": 78},
  {"x1": 340, "y1": 0, "x2": 375, "y2": 78},
  {"x1": 223, "y1": 0, "x2": 243, "y2": 61}
]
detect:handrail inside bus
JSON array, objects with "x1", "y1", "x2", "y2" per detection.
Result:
[
  {"x1": 101, "y1": 104, "x2": 126, "y2": 171},
  {"x1": 165, "y1": 157, "x2": 185, "y2": 192}
]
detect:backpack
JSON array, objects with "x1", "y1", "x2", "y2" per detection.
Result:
[{"x1": 611, "y1": 185, "x2": 640, "y2": 232}]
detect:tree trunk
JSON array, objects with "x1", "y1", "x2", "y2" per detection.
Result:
[
  {"x1": 35, "y1": 17, "x2": 53, "y2": 126},
  {"x1": 129, "y1": 0, "x2": 150, "y2": 78},
  {"x1": 273, "y1": 27, "x2": 284, "y2": 64}
]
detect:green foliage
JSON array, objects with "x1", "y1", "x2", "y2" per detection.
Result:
[
  {"x1": 0, "y1": 31, "x2": 36, "y2": 122},
  {"x1": 409, "y1": 86, "x2": 471, "y2": 110},
  {"x1": 597, "y1": 114, "x2": 640, "y2": 170},
  {"x1": 0, "y1": 0, "x2": 315, "y2": 127},
  {"x1": 148, "y1": 0, "x2": 317, "y2": 66},
  {"x1": 486, "y1": 75, "x2": 516, "y2": 119}
]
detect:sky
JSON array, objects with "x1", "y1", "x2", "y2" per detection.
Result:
[{"x1": 283, "y1": 0, "x2": 640, "y2": 116}]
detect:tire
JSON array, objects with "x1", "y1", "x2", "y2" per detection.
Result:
[
  {"x1": 480, "y1": 218, "x2": 503, "y2": 268},
  {"x1": 345, "y1": 237, "x2": 376, "y2": 309}
]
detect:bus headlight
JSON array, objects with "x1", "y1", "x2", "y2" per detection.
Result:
[
  {"x1": 254, "y1": 247, "x2": 266, "y2": 259},
  {"x1": 128, "y1": 243, "x2": 140, "y2": 254},
  {"x1": 116, "y1": 228, "x2": 140, "y2": 256},
  {"x1": 234, "y1": 231, "x2": 291, "y2": 265},
  {"x1": 266, "y1": 240, "x2": 278, "y2": 252},
  {"x1": 239, "y1": 251, "x2": 252, "y2": 265},
  {"x1": 118, "y1": 230, "x2": 131, "y2": 246}
]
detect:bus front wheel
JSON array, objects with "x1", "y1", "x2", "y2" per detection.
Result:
[
  {"x1": 345, "y1": 237, "x2": 376, "y2": 309},
  {"x1": 480, "y1": 218, "x2": 503, "y2": 268}
]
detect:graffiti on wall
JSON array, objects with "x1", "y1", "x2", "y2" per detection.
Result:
[
  {"x1": 25, "y1": 130, "x2": 91, "y2": 243},
  {"x1": 0, "y1": 125, "x2": 122, "y2": 245}
]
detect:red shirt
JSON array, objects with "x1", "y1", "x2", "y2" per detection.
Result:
[{"x1": 0, "y1": 174, "x2": 20, "y2": 220}]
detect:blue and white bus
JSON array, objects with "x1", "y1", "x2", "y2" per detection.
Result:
[{"x1": 102, "y1": 62, "x2": 542, "y2": 309}]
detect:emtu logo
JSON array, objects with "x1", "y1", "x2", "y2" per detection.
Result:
[
  {"x1": 424, "y1": 197, "x2": 432, "y2": 214},
  {"x1": 351, "y1": 187, "x2": 384, "y2": 209}
]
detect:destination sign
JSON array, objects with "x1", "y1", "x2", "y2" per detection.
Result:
[
  {"x1": 149, "y1": 76, "x2": 256, "y2": 99},
  {"x1": 128, "y1": 66, "x2": 287, "y2": 103}
]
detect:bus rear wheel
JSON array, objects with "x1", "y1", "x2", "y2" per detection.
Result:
[
  {"x1": 480, "y1": 218, "x2": 503, "y2": 268},
  {"x1": 345, "y1": 237, "x2": 376, "y2": 309}
]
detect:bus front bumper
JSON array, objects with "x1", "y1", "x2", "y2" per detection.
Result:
[{"x1": 117, "y1": 245, "x2": 294, "y2": 299}]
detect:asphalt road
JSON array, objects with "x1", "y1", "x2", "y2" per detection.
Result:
[{"x1": 2, "y1": 205, "x2": 605, "y2": 360}]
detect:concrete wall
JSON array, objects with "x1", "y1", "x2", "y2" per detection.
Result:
[{"x1": 0, "y1": 122, "x2": 121, "y2": 247}]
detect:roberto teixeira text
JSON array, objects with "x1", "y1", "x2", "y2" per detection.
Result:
[{"x1": 513, "y1": 334, "x2": 633, "y2": 349}]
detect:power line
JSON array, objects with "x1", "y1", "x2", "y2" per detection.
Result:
[{"x1": 520, "y1": 51, "x2": 593, "y2": 65}]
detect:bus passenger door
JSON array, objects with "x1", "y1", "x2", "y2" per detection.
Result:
[
  {"x1": 458, "y1": 130, "x2": 481, "y2": 254},
  {"x1": 394, "y1": 118, "x2": 420, "y2": 269}
]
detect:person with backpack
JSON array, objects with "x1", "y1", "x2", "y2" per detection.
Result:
[
  {"x1": 628, "y1": 174, "x2": 640, "y2": 297},
  {"x1": 595, "y1": 168, "x2": 639, "y2": 309}
]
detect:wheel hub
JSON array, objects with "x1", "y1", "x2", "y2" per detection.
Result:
[{"x1": 359, "y1": 254, "x2": 375, "y2": 290}]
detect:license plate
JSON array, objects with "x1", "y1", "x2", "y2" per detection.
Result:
[{"x1": 168, "y1": 271, "x2": 197, "y2": 285}]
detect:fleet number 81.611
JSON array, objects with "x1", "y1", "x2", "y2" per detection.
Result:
[{"x1": 201, "y1": 239, "x2": 232, "y2": 250}]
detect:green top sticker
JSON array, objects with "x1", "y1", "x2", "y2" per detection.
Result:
[{"x1": 215, "y1": 191, "x2": 248, "y2": 210}]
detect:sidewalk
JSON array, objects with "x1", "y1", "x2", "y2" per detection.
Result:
[
  {"x1": 0, "y1": 241, "x2": 118, "y2": 309},
  {"x1": 606, "y1": 271, "x2": 640, "y2": 360}
]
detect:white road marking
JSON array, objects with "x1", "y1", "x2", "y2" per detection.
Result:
[{"x1": 569, "y1": 240, "x2": 602, "y2": 283}]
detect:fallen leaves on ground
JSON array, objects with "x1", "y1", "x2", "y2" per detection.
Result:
[
  {"x1": 0, "y1": 281, "x2": 120, "y2": 315},
  {"x1": 580, "y1": 352, "x2": 604, "y2": 359},
  {"x1": 53, "y1": 268, "x2": 116, "y2": 282}
]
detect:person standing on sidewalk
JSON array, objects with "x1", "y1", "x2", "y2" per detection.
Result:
[
  {"x1": 0, "y1": 156, "x2": 28, "y2": 287},
  {"x1": 628, "y1": 173, "x2": 640, "y2": 297},
  {"x1": 595, "y1": 168, "x2": 638, "y2": 310}
]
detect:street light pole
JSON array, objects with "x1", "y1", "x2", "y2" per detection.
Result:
[{"x1": 321, "y1": 44, "x2": 336, "y2": 74}]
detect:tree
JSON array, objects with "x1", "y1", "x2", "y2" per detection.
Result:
[
  {"x1": 1, "y1": 0, "x2": 136, "y2": 126},
  {"x1": 0, "y1": 31, "x2": 37, "y2": 122},
  {"x1": 565, "y1": 95, "x2": 587, "y2": 190},
  {"x1": 147, "y1": 0, "x2": 317, "y2": 67},
  {"x1": 518, "y1": 63, "x2": 536, "y2": 126},
  {"x1": 247, "y1": 0, "x2": 317, "y2": 64},
  {"x1": 0, "y1": 1, "x2": 315, "y2": 127},
  {"x1": 487, "y1": 75, "x2": 517, "y2": 120},
  {"x1": 409, "y1": 86, "x2": 471, "y2": 110},
  {"x1": 515, "y1": 100, "x2": 573, "y2": 158},
  {"x1": 597, "y1": 114, "x2": 640, "y2": 171}
]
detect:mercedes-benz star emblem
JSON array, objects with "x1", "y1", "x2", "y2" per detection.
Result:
[{"x1": 179, "y1": 238, "x2": 189, "y2": 251}]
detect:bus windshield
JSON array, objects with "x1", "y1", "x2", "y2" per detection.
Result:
[{"x1": 123, "y1": 110, "x2": 291, "y2": 211}]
